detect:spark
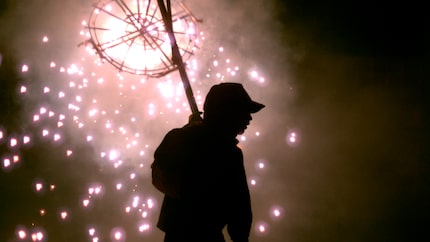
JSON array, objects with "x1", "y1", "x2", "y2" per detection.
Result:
[
  {"x1": 138, "y1": 223, "x2": 150, "y2": 232},
  {"x1": 116, "y1": 183, "x2": 122, "y2": 190},
  {"x1": 53, "y1": 133, "x2": 61, "y2": 141},
  {"x1": 259, "y1": 225, "x2": 265, "y2": 232},
  {"x1": 255, "y1": 221, "x2": 269, "y2": 236},
  {"x1": 111, "y1": 227, "x2": 125, "y2": 241},
  {"x1": 10, "y1": 138, "x2": 18, "y2": 147},
  {"x1": 289, "y1": 132, "x2": 296, "y2": 142},
  {"x1": 132, "y1": 196, "x2": 140, "y2": 208},
  {"x1": 60, "y1": 210, "x2": 69, "y2": 220},
  {"x1": 147, "y1": 198, "x2": 154, "y2": 209},
  {"x1": 108, "y1": 150, "x2": 119, "y2": 161},
  {"x1": 31, "y1": 230, "x2": 45, "y2": 241},
  {"x1": 258, "y1": 161, "x2": 265, "y2": 169},
  {"x1": 13, "y1": 155, "x2": 20, "y2": 164},
  {"x1": 21, "y1": 64, "x2": 29, "y2": 72},
  {"x1": 130, "y1": 173, "x2": 136, "y2": 179},
  {"x1": 287, "y1": 131, "x2": 299, "y2": 146},
  {"x1": 83, "y1": 199, "x2": 90, "y2": 207},
  {"x1": 3, "y1": 158, "x2": 11, "y2": 169},
  {"x1": 17, "y1": 229, "x2": 27, "y2": 239},
  {"x1": 20, "y1": 86, "x2": 27, "y2": 93},
  {"x1": 35, "y1": 182, "x2": 43, "y2": 192}
]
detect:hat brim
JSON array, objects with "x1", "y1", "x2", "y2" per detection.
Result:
[{"x1": 249, "y1": 101, "x2": 265, "y2": 113}]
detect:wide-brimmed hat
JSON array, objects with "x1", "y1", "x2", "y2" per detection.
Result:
[{"x1": 203, "y1": 82, "x2": 265, "y2": 114}]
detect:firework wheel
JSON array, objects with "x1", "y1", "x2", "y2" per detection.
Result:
[{"x1": 87, "y1": 0, "x2": 199, "y2": 77}]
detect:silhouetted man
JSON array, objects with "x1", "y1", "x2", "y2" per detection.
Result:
[{"x1": 152, "y1": 82, "x2": 264, "y2": 242}]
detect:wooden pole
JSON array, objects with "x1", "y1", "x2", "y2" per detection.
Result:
[{"x1": 156, "y1": 0, "x2": 201, "y2": 122}]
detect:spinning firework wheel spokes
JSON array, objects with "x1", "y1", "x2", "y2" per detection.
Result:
[{"x1": 87, "y1": 0, "x2": 199, "y2": 77}]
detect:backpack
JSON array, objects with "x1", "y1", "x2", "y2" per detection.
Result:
[{"x1": 151, "y1": 125, "x2": 201, "y2": 198}]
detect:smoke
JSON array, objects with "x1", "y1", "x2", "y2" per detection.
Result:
[{"x1": 190, "y1": 1, "x2": 428, "y2": 241}]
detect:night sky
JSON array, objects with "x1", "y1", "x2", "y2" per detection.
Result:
[{"x1": 1, "y1": 0, "x2": 429, "y2": 242}]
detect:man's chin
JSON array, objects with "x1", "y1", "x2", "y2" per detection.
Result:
[{"x1": 237, "y1": 127, "x2": 247, "y2": 135}]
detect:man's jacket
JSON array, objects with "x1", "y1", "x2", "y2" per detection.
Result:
[{"x1": 152, "y1": 123, "x2": 252, "y2": 241}]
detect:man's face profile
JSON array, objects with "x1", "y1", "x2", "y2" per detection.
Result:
[{"x1": 229, "y1": 111, "x2": 253, "y2": 135}]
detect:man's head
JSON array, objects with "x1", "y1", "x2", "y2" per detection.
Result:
[{"x1": 203, "y1": 82, "x2": 264, "y2": 135}]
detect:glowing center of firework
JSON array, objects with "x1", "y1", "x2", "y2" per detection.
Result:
[
  {"x1": 102, "y1": 14, "x2": 170, "y2": 70},
  {"x1": 86, "y1": 0, "x2": 199, "y2": 77}
]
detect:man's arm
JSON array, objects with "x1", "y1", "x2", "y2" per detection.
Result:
[
  {"x1": 227, "y1": 150, "x2": 253, "y2": 242},
  {"x1": 152, "y1": 129, "x2": 187, "y2": 198}
]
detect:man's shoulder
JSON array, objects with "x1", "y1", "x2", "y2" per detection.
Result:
[
  {"x1": 155, "y1": 124, "x2": 207, "y2": 160},
  {"x1": 166, "y1": 123, "x2": 205, "y2": 138},
  {"x1": 162, "y1": 123, "x2": 206, "y2": 146}
]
